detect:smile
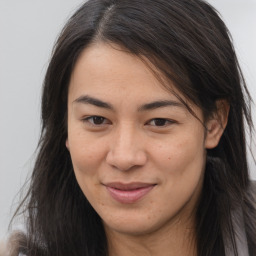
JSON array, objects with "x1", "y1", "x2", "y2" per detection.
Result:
[{"x1": 104, "y1": 182, "x2": 156, "y2": 204}]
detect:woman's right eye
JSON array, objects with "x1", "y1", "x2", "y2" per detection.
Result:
[{"x1": 82, "y1": 116, "x2": 110, "y2": 126}]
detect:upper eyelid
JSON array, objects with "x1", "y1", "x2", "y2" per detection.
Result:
[
  {"x1": 146, "y1": 118, "x2": 176, "y2": 125},
  {"x1": 81, "y1": 116, "x2": 175, "y2": 121},
  {"x1": 82, "y1": 115, "x2": 105, "y2": 119},
  {"x1": 83, "y1": 116, "x2": 113, "y2": 126},
  {"x1": 80, "y1": 115, "x2": 177, "y2": 125}
]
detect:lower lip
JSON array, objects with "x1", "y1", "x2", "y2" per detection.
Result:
[{"x1": 106, "y1": 185, "x2": 155, "y2": 204}]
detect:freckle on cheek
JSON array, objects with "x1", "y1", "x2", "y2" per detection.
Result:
[{"x1": 168, "y1": 157, "x2": 171, "y2": 160}]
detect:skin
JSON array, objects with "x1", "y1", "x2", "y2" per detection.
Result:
[{"x1": 66, "y1": 43, "x2": 227, "y2": 256}]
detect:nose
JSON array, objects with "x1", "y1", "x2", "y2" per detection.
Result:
[{"x1": 106, "y1": 125, "x2": 147, "y2": 171}]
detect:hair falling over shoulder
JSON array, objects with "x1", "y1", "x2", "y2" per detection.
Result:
[{"x1": 9, "y1": 0, "x2": 256, "y2": 255}]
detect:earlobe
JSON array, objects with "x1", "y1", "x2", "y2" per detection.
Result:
[
  {"x1": 66, "y1": 138, "x2": 70, "y2": 151},
  {"x1": 205, "y1": 100, "x2": 230, "y2": 149}
]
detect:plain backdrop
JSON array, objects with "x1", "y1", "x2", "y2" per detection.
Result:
[{"x1": 0, "y1": 0, "x2": 255, "y2": 240}]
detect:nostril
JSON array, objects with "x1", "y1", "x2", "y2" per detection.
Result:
[{"x1": 106, "y1": 149, "x2": 147, "y2": 171}]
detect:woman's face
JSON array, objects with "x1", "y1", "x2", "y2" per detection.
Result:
[{"x1": 66, "y1": 43, "x2": 219, "y2": 237}]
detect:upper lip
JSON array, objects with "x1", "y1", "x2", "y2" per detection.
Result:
[{"x1": 104, "y1": 182, "x2": 156, "y2": 190}]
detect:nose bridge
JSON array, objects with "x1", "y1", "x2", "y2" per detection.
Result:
[
  {"x1": 106, "y1": 122, "x2": 146, "y2": 171},
  {"x1": 115, "y1": 122, "x2": 135, "y2": 151}
]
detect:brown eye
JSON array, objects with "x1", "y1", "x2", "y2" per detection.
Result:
[
  {"x1": 153, "y1": 119, "x2": 167, "y2": 126},
  {"x1": 148, "y1": 118, "x2": 175, "y2": 127},
  {"x1": 83, "y1": 116, "x2": 109, "y2": 125},
  {"x1": 91, "y1": 116, "x2": 105, "y2": 125}
]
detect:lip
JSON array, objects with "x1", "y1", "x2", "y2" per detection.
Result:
[{"x1": 104, "y1": 182, "x2": 156, "y2": 204}]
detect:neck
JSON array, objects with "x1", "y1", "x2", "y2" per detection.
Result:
[{"x1": 105, "y1": 217, "x2": 197, "y2": 256}]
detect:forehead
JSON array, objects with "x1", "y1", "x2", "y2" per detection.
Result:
[
  {"x1": 68, "y1": 42, "x2": 204, "y2": 120},
  {"x1": 69, "y1": 43, "x2": 183, "y2": 101}
]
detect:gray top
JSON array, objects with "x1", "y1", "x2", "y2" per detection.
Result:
[{"x1": 224, "y1": 207, "x2": 249, "y2": 256}]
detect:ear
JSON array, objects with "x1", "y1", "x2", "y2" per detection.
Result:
[
  {"x1": 66, "y1": 138, "x2": 70, "y2": 151},
  {"x1": 205, "y1": 100, "x2": 230, "y2": 149}
]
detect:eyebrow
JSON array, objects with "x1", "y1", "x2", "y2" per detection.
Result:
[
  {"x1": 73, "y1": 95, "x2": 184, "y2": 111},
  {"x1": 73, "y1": 95, "x2": 114, "y2": 110},
  {"x1": 138, "y1": 100, "x2": 184, "y2": 111}
]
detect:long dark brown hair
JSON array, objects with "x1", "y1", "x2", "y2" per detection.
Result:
[{"x1": 9, "y1": 0, "x2": 255, "y2": 255}]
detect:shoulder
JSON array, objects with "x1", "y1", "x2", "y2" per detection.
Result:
[
  {"x1": 248, "y1": 180, "x2": 256, "y2": 202},
  {"x1": 243, "y1": 180, "x2": 256, "y2": 253},
  {"x1": 5, "y1": 231, "x2": 27, "y2": 256},
  {"x1": 250, "y1": 180, "x2": 256, "y2": 190},
  {"x1": 0, "y1": 239, "x2": 7, "y2": 256}
]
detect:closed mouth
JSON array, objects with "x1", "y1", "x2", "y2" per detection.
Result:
[{"x1": 104, "y1": 182, "x2": 156, "y2": 204}]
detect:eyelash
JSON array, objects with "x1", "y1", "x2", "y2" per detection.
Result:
[
  {"x1": 82, "y1": 116, "x2": 176, "y2": 127},
  {"x1": 82, "y1": 116, "x2": 110, "y2": 126},
  {"x1": 146, "y1": 118, "x2": 176, "y2": 127}
]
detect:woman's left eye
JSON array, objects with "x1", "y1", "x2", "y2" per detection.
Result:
[
  {"x1": 82, "y1": 116, "x2": 110, "y2": 126},
  {"x1": 147, "y1": 118, "x2": 175, "y2": 127}
]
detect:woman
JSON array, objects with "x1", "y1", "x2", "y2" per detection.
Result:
[{"x1": 8, "y1": 0, "x2": 256, "y2": 255}]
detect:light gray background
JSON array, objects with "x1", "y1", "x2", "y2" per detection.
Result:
[{"x1": 0, "y1": 0, "x2": 255, "y2": 240}]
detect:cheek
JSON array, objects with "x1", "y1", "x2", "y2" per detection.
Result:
[
  {"x1": 151, "y1": 132, "x2": 206, "y2": 178},
  {"x1": 149, "y1": 135, "x2": 206, "y2": 218},
  {"x1": 68, "y1": 129, "x2": 106, "y2": 175},
  {"x1": 68, "y1": 131, "x2": 108, "y2": 203}
]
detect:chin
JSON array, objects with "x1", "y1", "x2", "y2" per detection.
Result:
[
  {"x1": 104, "y1": 220, "x2": 158, "y2": 236},
  {"x1": 101, "y1": 207, "x2": 176, "y2": 237}
]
